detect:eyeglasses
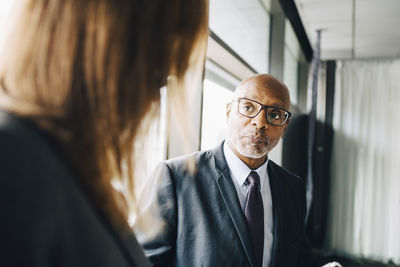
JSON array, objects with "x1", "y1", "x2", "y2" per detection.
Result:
[{"x1": 233, "y1": 97, "x2": 291, "y2": 126}]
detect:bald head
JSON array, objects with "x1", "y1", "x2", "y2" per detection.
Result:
[{"x1": 234, "y1": 74, "x2": 291, "y2": 109}]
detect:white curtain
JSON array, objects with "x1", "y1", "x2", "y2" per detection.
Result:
[{"x1": 326, "y1": 59, "x2": 400, "y2": 264}]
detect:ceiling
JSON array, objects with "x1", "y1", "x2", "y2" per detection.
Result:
[{"x1": 294, "y1": 0, "x2": 400, "y2": 60}]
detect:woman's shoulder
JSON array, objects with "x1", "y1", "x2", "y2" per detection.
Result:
[
  {"x1": 0, "y1": 110, "x2": 84, "y2": 217},
  {"x1": 0, "y1": 110, "x2": 98, "y2": 230},
  {"x1": 0, "y1": 110, "x2": 72, "y2": 190},
  {"x1": 0, "y1": 110, "x2": 148, "y2": 266}
]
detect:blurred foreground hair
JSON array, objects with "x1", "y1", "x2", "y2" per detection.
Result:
[{"x1": 0, "y1": 0, "x2": 208, "y2": 227}]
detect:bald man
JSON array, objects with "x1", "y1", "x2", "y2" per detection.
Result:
[{"x1": 136, "y1": 74, "x2": 313, "y2": 267}]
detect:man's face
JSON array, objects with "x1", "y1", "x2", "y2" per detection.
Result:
[{"x1": 226, "y1": 79, "x2": 290, "y2": 162}]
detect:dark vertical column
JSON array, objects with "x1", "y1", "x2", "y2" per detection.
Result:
[
  {"x1": 269, "y1": 13, "x2": 286, "y2": 80},
  {"x1": 306, "y1": 60, "x2": 336, "y2": 249},
  {"x1": 306, "y1": 30, "x2": 321, "y2": 220},
  {"x1": 297, "y1": 61, "x2": 310, "y2": 113},
  {"x1": 325, "y1": 61, "x2": 336, "y2": 127},
  {"x1": 278, "y1": 0, "x2": 313, "y2": 63}
]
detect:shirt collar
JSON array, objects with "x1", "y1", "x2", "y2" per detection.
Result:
[{"x1": 223, "y1": 141, "x2": 269, "y2": 188}]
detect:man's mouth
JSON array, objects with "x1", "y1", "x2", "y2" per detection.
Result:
[{"x1": 245, "y1": 134, "x2": 268, "y2": 144}]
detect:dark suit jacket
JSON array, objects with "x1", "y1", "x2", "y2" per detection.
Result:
[
  {"x1": 137, "y1": 142, "x2": 311, "y2": 267},
  {"x1": 0, "y1": 110, "x2": 150, "y2": 267}
]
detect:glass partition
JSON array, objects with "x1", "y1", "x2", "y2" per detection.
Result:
[
  {"x1": 209, "y1": 0, "x2": 271, "y2": 73},
  {"x1": 200, "y1": 61, "x2": 238, "y2": 150}
]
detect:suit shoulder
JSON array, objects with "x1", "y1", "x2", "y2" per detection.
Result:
[
  {"x1": 155, "y1": 149, "x2": 217, "y2": 186},
  {"x1": 164, "y1": 149, "x2": 214, "y2": 170},
  {"x1": 268, "y1": 160, "x2": 304, "y2": 186}
]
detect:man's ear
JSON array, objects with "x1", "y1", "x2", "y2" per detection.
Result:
[
  {"x1": 226, "y1": 102, "x2": 232, "y2": 120},
  {"x1": 281, "y1": 118, "x2": 290, "y2": 138},
  {"x1": 285, "y1": 117, "x2": 290, "y2": 129}
]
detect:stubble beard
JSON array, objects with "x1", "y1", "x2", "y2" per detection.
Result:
[
  {"x1": 228, "y1": 129, "x2": 270, "y2": 159},
  {"x1": 236, "y1": 138, "x2": 269, "y2": 159}
]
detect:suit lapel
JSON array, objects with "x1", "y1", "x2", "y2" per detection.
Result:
[
  {"x1": 213, "y1": 143, "x2": 255, "y2": 267},
  {"x1": 268, "y1": 162, "x2": 283, "y2": 267}
]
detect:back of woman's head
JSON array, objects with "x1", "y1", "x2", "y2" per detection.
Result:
[{"x1": 0, "y1": 0, "x2": 208, "y2": 225}]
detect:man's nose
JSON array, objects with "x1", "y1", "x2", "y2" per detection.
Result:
[{"x1": 251, "y1": 108, "x2": 268, "y2": 129}]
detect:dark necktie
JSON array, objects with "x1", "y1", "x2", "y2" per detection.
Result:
[{"x1": 244, "y1": 171, "x2": 264, "y2": 267}]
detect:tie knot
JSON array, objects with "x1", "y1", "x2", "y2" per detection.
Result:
[{"x1": 247, "y1": 171, "x2": 260, "y2": 185}]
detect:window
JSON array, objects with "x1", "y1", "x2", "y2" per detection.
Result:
[
  {"x1": 200, "y1": 61, "x2": 238, "y2": 150},
  {"x1": 0, "y1": 0, "x2": 15, "y2": 53},
  {"x1": 209, "y1": 0, "x2": 271, "y2": 73},
  {"x1": 283, "y1": 20, "x2": 302, "y2": 105}
]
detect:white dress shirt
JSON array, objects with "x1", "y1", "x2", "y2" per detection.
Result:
[{"x1": 223, "y1": 142, "x2": 274, "y2": 267}]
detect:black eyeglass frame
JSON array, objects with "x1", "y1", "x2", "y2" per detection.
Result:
[{"x1": 233, "y1": 97, "x2": 292, "y2": 126}]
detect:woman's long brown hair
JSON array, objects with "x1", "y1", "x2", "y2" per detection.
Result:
[{"x1": 0, "y1": 0, "x2": 208, "y2": 227}]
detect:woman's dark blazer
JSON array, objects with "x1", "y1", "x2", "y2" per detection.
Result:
[{"x1": 0, "y1": 110, "x2": 150, "y2": 267}]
